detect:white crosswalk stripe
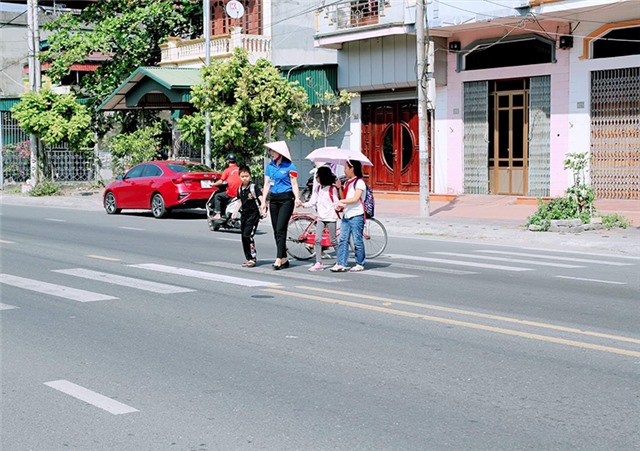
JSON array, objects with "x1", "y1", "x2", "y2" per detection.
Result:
[
  {"x1": 0, "y1": 274, "x2": 117, "y2": 302},
  {"x1": 382, "y1": 261, "x2": 477, "y2": 275},
  {"x1": 385, "y1": 254, "x2": 532, "y2": 272},
  {"x1": 53, "y1": 268, "x2": 195, "y2": 294},
  {"x1": 129, "y1": 263, "x2": 279, "y2": 287},
  {"x1": 200, "y1": 261, "x2": 345, "y2": 283},
  {"x1": 0, "y1": 303, "x2": 19, "y2": 311},
  {"x1": 476, "y1": 250, "x2": 635, "y2": 266},
  {"x1": 431, "y1": 252, "x2": 584, "y2": 268},
  {"x1": 360, "y1": 269, "x2": 417, "y2": 279}
]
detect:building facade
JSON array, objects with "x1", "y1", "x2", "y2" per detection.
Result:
[{"x1": 314, "y1": 0, "x2": 639, "y2": 199}]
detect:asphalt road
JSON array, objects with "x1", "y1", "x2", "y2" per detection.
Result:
[{"x1": 1, "y1": 204, "x2": 639, "y2": 450}]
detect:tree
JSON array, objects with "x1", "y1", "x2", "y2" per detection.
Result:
[
  {"x1": 41, "y1": 0, "x2": 202, "y2": 135},
  {"x1": 108, "y1": 122, "x2": 164, "y2": 176},
  {"x1": 178, "y1": 48, "x2": 309, "y2": 165},
  {"x1": 11, "y1": 88, "x2": 93, "y2": 149},
  {"x1": 298, "y1": 80, "x2": 358, "y2": 147}
]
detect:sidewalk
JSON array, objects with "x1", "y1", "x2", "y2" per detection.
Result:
[
  {"x1": 1, "y1": 189, "x2": 639, "y2": 256},
  {"x1": 374, "y1": 193, "x2": 640, "y2": 256}
]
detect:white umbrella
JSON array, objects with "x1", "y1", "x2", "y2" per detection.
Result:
[{"x1": 305, "y1": 146, "x2": 373, "y2": 167}]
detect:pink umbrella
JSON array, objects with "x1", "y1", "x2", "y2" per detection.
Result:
[{"x1": 305, "y1": 146, "x2": 373, "y2": 166}]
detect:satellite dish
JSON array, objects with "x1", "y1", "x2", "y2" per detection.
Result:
[{"x1": 226, "y1": 0, "x2": 244, "y2": 19}]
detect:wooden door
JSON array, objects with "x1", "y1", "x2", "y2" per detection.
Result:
[
  {"x1": 362, "y1": 101, "x2": 421, "y2": 192},
  {"x1": 490, "y1": 91, "x2": 528, "y2": 195}
]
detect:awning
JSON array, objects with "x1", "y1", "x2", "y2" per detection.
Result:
[{"x1": 97, "y1": 67, "x2": 202, "y2": 111}]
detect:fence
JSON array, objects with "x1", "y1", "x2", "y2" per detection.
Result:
[{"x1": 1, "y1": 110, "x2": 95, "y2": 186}]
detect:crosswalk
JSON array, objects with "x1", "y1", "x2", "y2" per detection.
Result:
[{"x1": 0, "y1": 248, "x2": 636, "y2": 307}]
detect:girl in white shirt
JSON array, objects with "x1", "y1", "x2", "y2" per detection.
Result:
[
  {"x1": 300, "y1": 166, "x2": 340, "y2": 271},
  {"x1": 332, "y1": 160, "x2": 366, "y2": 272}
]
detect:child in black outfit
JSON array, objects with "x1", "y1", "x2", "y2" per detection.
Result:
[{"x1": 231, "y1": 165, "x2": 264, "y2": 267}]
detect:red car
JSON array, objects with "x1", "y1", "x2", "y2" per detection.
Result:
[{"x1": 103, "y1": 161, "x2": 220, "y2": 218}]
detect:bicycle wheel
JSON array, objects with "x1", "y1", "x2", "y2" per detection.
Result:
[
  {"x1": 362, "y1": 218, "x2": 388, "y2": 258},
  {"x1": 286, "y1": 216, "x2": 316, "y2": 260}
]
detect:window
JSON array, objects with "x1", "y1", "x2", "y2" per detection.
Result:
[
  {"x1": 212, "y1": 0, "x2": 262, "y2": 36},
  {"x1": 460, "y1": 35, "x2": 555, "y2": 71},
  {"x1": 593, "y1": 26, "x2": 640, "y2": 59},
  {"x1": 142, "y1": 164, "x2": 162, "y2": 177},
  {"x1": 125, "y1": 165, "x2": 144, "y2": 179}
]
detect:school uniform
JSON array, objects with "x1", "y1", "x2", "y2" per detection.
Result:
[
  {"x1": 238, "y1": 183, "x2": 262, "y2": 262},
  {"x1": 265, "y1": 160, "x2": 298, "y2": 259}
]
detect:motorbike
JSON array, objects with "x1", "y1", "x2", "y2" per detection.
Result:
[
  {"x1": 206, "y1": 183, "x2": 242, "y2": 232},
  {"x1": 300, "y1": 169, "x2": 315, "y2": 203}
]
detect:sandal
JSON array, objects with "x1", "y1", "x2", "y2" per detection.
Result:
[{"x1": 246, "y1": 260, "x2": 256, "y2": 268}]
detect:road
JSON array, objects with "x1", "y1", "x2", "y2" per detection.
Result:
[{"x1": 1, "y1": 204, "x2": 639, "y2": 450}]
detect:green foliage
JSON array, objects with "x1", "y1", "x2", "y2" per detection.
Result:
[
  {"x1": 181, "y1": 48, "x2": 309, "y2": 163},
  {"x1": 601, "y1": 213, "x2": 630, "y2": 229},
  {"x1": 527, "y1": 197, "x2": 588, "y2": 231},
  {"x1": 527, "y1": 152, "x2": 626, "y2": 231},
  {"x1": 108, "y1": 122, "x2": 164, "y2": 175},
  {"x1": 29, "y1": 179, "x2": 61, "y2": 197},
  {"x1": 298, "y1": 81, "x2": 359, "y2": 146},
  {"x1": 10, "y1": 89, "x2": 93, "y2": 149},
  {"x1": 41, "y1": 0, "x2": 202, "y2": 136},
  {"x1": 2, "y1": 140, "x2": 31, "y2": 182}
]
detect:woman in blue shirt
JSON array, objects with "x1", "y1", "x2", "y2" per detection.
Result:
[{"x1": 260, "y1": 141, "x2": 300, "y2": 270}]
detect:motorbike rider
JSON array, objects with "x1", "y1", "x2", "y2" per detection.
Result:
[{"x1": 211, "y1": 153, "x2": 242, "y2": 221}]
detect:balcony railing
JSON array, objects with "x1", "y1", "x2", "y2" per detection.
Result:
[
  {"x1": 160, "y1": 28, "x2": 271, "y2": 67},
  {"x1": 323, "y1": 0, "x2": 389, "y2": 30}
]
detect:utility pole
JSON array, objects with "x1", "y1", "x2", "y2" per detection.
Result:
[
  {"x1": 203, "y1": 0, "x2": 212, "y2": 167},
  {"x1": 27, "y1": 0, "x2": 41, "y2": 187},
  {"x1": 416, "y1": 0, "x2": 430, "y2": 216}
]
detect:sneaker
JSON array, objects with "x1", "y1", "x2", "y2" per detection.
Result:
[
  {"x1": 330, "y1": 264, "x2": 349, "y2": 272},
  {"x1": 308, "y1": 262, "x2": 324, "y2": 272},
  {"x1": 350, "y1": 264, "x2": 365, "y2": 272}
]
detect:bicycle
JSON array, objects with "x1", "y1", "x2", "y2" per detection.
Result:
[{"x1": 286, "y1": 213, "x2": 388, "y2": 260}]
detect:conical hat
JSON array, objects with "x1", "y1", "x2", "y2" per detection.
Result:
[{"x1": 264, "y1": 141, "x2": 292, "y2": 161}]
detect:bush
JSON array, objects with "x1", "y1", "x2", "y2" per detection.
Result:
[
  {"x1": 601, "y1": 213, "x2": 630, "y2": 229},
  {"x1": 29, "y1": 179, "x2": 61, "y2": 196}
]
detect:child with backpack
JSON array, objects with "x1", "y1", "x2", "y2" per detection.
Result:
[
  {"x1": 297, "y1": 165, "x2": 341, "y2": 271},
  {"x1": 332, "y1": 159, "x2": 367, "y2": 272},
  {"x1": 231, "y1": 165, "x2": 265, "y2": 268}
]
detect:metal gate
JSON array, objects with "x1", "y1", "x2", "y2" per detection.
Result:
[
  {"x1": 591, "y1": 67, "x2": 640, "y2": 199},
  {"x1": 463, "y1": 81, "x2": 489, "y2": 194}
]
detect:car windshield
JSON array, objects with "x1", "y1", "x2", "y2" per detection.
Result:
[{"x1": 167, "y1": 163, "x2": 214, "y2": 173}]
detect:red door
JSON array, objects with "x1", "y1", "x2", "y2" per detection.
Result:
[{"x1": 362, "y1": 101, "x2": 422, "y2": 192}]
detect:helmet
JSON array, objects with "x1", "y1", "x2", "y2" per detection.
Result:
[{"x1": 226, "y1": 153, "x2": 236, "y2": 163}]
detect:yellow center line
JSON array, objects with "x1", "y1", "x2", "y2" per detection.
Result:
[
  {"x1": 263, "y1": 288, "x2": 640, "y2": 358},
  {"x1": 296, "y1": 285, "x2": 640, "y2": 345},
  {"x1": 86, "y1": 255, "x2": 121, "y2": 262}
]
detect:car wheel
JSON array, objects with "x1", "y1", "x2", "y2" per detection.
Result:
[
  {"x1": 151, "y1": 193, "x2": 168, "y2": 218},
  {"x1": 104, "y1": 192, "x2": 121, "y2": 214}
]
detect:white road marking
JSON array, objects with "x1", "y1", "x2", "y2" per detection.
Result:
[
  {"x1": 385, "y1": 254, "x2": 532, "y2": 272},
  {"x1": 0, "y1": 303, "x2": 19, "y2": 310},
  {"x1": 361, "y1": 270, "x2": 417, "y2": 279},
  {"x1": 53, "y1": 268, "x2": 195, "y2": 294},
  {"x1": 522, "y1": 247, "x2": 640, "y2": 260},
  {"x1": 384, "y1": 261, "x2": 477, "y2": 275},
  {"x1": 44, "y1": 380, "x2": 138, "y2": 415},
  {"x1": 130, "y1": 263, "x2": 279, "y2": 287},
  {"x1": 431, "y1": 252, "x2": 583, "y2": 268},
  {"x1": 0, "y1": 239, "x2": 15, "y2": 244},
  {"x1": 87, "y1": 255, "x2": 121, "y2": 262},
  {"x1": 0, "y1": 274, "x2": 117, "y2": 302},
  {"x1": 119, "y1": 226, "x2": 144, "y2": 231},
  {"x1": 555, "y1": 276, "x2": 627, "y2": 285},
  {"x1": 200, "y1": 261, "x2": 344, "y2": 283},
  {"x1": 216, "y1": 237, "x2": 239, "y2": 242},
  {"x1": 477, "y1": 250, "x2": 634, "y2": 266},
  {"x1": 45, "y1": 218, "x2": 66, "y2": 222}
]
